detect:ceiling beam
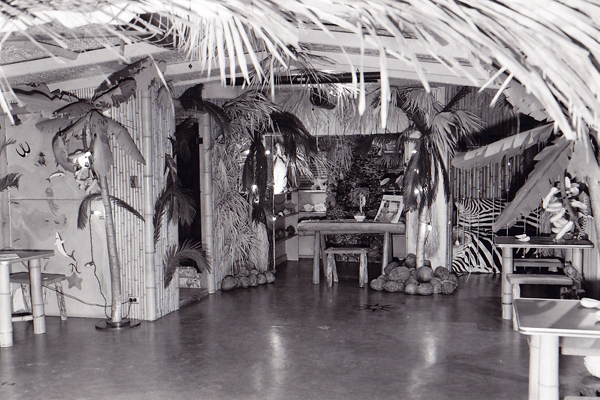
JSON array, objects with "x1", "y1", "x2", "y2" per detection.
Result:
[{"x1": 2, "y1": 42, "x2": 169, "y2": 79}]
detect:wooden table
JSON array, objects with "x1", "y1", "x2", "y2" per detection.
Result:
[
  {"x1": 494, "y1": 236, "x2": 593, "y2": 320},
  {"x1": 514, "y1": 298, "x2": 600, "y2": 400},
  {"x1": 0, "y1": 249, "x2": 54, "y2": 347},
  {"x1": 297, "y1": 220, "x2": 406, "y2": 284}
]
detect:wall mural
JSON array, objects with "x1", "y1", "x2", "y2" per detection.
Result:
[{"x1": 8, "y1": 117, "x2": 111, "y2": 318}]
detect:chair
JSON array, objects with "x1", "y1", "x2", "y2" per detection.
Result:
[{"x1": 10, "y1": 272, "x2": 68, "y2": 322}]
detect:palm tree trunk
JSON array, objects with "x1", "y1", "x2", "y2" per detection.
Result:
[
  {"x1": 416, "y1": 205, "x2": 429, "y2": 268},
  {"x1": 99, "y1": 175, "x2": 122, "y2": 323}
]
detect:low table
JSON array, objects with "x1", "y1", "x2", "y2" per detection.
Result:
[
  {"x1": 297, "y1": 220, "x2": 406, "y2": 284},
  {"x1": 494, "y1": 236, "x2": 593, "y2": 320},
  {"x1": 0, "y1": 249, "x2": 55, "y2": 347},
  {"x1": 514, "y1": 298, "x2": 600, "y2": 400}
]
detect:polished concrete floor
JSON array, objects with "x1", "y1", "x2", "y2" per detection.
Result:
[{"x1": 0, "y1": 260, "x2": 594, "y2": 400}]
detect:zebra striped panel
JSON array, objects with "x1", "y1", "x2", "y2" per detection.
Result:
[{"x1": 452, "y1": 198, "x2": 541, "y2": 274}]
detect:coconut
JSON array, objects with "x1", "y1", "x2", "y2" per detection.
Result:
[
  {"x1": 250, "y1": 268, "x2": 259, "y2": 275},
  {"x1": 370, "y1": 278, "x2": 385, "y2": 291},
  {"x1": 447, "y1": 273, "x2": 459, "y2": 287},
  {"x1": 441, "y1": 280, "x2": 456, "y2": 294},
  {"x1": 249, "y1": 274, "x2": 258, "y2": 286},
  {"x1": 416, "y1": 266, "x2": 434, "y2": 283},
  {"x1": 377, "y1": 274, "x2": 389, "y2": 282},
  {"x1": 434, "y1": 266, "x2": 450, "y2": 280},
  {"x1": 405, "y1": 276, "x2": 418, "y2": 286},
  {"x1": 383, "y1": 280, "x2": 400, "y2": 292},
  {"x1": 221, "y1": 275, "x2": 238, "y2": 291},
  {"x1": 384, "y1": 260, "x2": 401, "y2": 274},
  {"x1": 404, "y1": 283, "x2": 418, "y2": 295},
  {"x1": 417, "y1": 283, "x2": 434, "y2": 295},
  {"x1": 239, "y1": 276, "x2": 250, "y2": 288},
  {"x1": 238, "y1": 267, "x2": 250, "y2": 277},
  {"x1": 405, "y1": 253, "x2": 417, "y2": 268},
  {"x1": 388, "y1": 266, "x2": 410, "y2": 282},
  {"x1": 257, "y1": 273, "x2": 267, "y2": 284},
  {"x1": 265, "y1": 271, "x2": 276, "y2": 283}
]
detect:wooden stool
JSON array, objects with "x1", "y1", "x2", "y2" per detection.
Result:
[
  {"x1": 10, "y1": 272, "x2": 67, "y2": 322},
  {"x1": 506, "y1": 273, "x2": 573, "y2": 329},
  {"x1": 323, "y1": 247, "x2": 368, "y2": 287}
]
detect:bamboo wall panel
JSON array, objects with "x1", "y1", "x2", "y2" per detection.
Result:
[{"x1": 105, "y1": 87, "x2": 179, "y2": 320}]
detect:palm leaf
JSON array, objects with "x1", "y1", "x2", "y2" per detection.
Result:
[
  {"x1": 177, "y1": 83, "x2": 230, "y2": 131},
  {"x1": 13, "y1": 84, "x2": 77, "y2": 117},
  {"x1": 153, "y1": 177, "x2": 196, "y2": 246},
  {"x1": 35, "y1": 115, "x2": 86, "y2": 136},
  {"x1": 77, "y1": 192, "x2": 144, "y2": 230},
  {"x1": 106, "y1": 118, "x2": 145, "y2": 165},
  {"x1": 493, "y1": 137, "x2": 571, "y2": 231},
  {"x1": 163, "y1": 240, "x2": 210, "y2": 288},
  {"x1": 93, "y1": 79, "x2": 137, "y2": 109},
  {"x1": 0, "y1": 173, "x2": 21, "y2": 192}
]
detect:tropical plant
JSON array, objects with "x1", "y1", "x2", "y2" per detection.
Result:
[
  {"x1": 16, "y1": 57, "x2": 165, "y2": 326},
  {"x1": 152, "y1": 153, "x2": 210, "y2": 287},
  {"x1": 393, "y1": 87, "x2": 483, "y2": 268},
  {"x1": 163, "y1": 240, "x2": 209, "y2": 289},
  {"x1": 153, "y1": 154, "x2": 196, "y2": 246}
]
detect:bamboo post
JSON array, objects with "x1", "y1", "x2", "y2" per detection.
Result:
[
  {"x1": 142, "y1": 90, "x2": 157, "y2": 321},
  {"x1": 0, "y1": 118, "x2": 8, "y2": 248},
  {"x1": 199, "y1": 114, "x2": 216, "y2": 293}
]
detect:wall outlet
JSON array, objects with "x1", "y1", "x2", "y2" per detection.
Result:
[{"x1": 128, "y1": 297, "x2": 139, "y2": 304}]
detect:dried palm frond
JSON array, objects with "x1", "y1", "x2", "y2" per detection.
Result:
[
  {"x1": 2, "y1": 1, "x2": 600, "y2": 141},
  {"x1": 77, "y1": 192, "x2": 144, "y2": 230},
  {"x1": 163, "y1": 240, "x2": 210, "y2": 288}
]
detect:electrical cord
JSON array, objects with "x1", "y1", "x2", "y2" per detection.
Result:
[{"x1": 89, "y1": 214, "x2": 110, "y2": 319}]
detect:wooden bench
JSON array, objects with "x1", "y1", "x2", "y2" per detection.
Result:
[
  {"x1": 323, "y1": 247, "x2": 368, "y2": 288},
  {"x1": 513, "y1": 258, "x2": 563, "y2": 272},
  {"x1": 506, "y1": 273, "x2": 573, "y2": 329},
  {"x1": 10, "y1": 272, "x2": 68, "y2": 322}
]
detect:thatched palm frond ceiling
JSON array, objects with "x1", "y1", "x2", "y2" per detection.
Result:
[{"x1": 1, "y1": 1, "x2": 600, "y2": 141}]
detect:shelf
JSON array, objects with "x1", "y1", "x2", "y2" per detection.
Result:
[
  {"x1": 299, "y1": 211, "x2": 326, "y2": 219},
  {"x1": 298, "y1": 189, "x2": 326, "y2": 193},
  {"x1": 275, "y1": 212, "x2": 299, "y2": 220},
  {"x1": 275, "y1": 234, "x2": 298, "y2": 244}
]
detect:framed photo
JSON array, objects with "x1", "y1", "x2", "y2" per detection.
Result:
[{"x1": 374, "y1": 195, "x2": 404, "y2": 223}]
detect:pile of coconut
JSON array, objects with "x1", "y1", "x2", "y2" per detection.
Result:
[
  {"x1": 370, "y1": 253, "x2": 459, "y2": 295},
  {"x1": 221, "y1": 266, "x2": 276, "y2": 291}
]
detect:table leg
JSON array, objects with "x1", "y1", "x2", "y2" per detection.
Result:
[
  {"x1": 528, "y1": 335, "x2": 540, "y2": 400},
  {"x1": 0, "y1": 261, "x2": 12, "y2": 347},
  {"x1": 313, "y1": 231, "x2": 321, "y2": 285},
  {"x1": 538, "y1": 335, "x2": 559, "y2": 400},
  {"x1": 501, "y1": 247, "x2": 514, "y2": 320},
  {"x1": 572, "y1": 248, "x2": 583, "y2": 273},
  {"x1": 382, "y1": 232, "x2": 391, "y2": 274},
  {"x1": 28, "y1": 259, "x2": 45, "y2": 335}
]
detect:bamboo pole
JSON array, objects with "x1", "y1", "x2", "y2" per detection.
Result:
[
  {"x1": 199, "y1": 114, "x2": 216, "y2": 293},
  {"x1": 0, "y1": 117, "x2": 8, "y2": 248},
  {"x1": 141, "y1": 90, "x2": 157, "y2": 321}
]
